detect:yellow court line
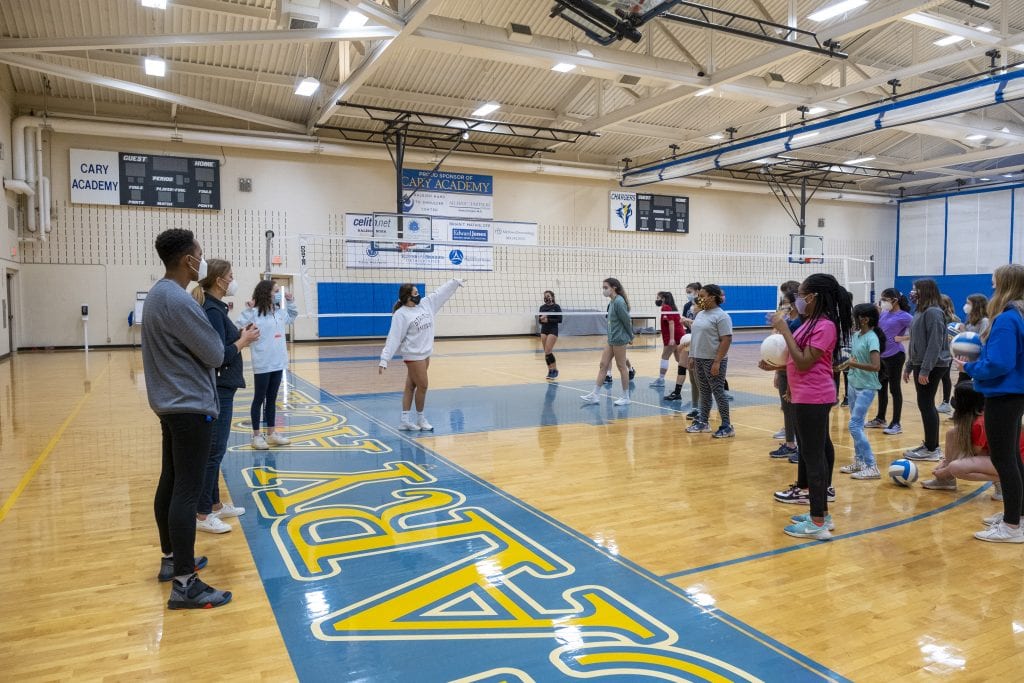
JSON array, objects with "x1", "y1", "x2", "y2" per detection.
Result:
[{"x1": 0, "y1": 357, "x2": 111, "y2": 523}]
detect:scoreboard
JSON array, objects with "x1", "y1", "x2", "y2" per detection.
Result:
[
  {"x1": 120, "y1": 153, "x2": 220, "y2": 209},
  {"x1": 609, "y1": 190, "x2": 689, "y2": 233}
]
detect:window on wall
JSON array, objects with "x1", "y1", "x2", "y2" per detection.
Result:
[
  {"x1": 898, "y1": 199, "x2": 945, "y2": 276},
  {"x1": 946, "y1": 191, "x2": 1012, "y2": 275}
]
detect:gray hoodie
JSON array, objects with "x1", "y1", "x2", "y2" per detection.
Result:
[
  {"x1": 141, "y1": 278, "x2": 225, "y2": 418},
  {"x1": 905, "y1": 306, "x2": 951, "y2": 375}
]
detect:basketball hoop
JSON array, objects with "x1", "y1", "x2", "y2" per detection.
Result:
[{"x1": 398, "y1": 242, "x2": 413, "y2": 253}]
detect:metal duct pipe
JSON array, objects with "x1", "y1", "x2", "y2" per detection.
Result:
[{"x1": 24, "y1": 126, "x2": 37, "y2": 232}]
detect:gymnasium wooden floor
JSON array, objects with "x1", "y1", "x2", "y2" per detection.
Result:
[{"x1": 2, "y1": 332, "x2": 1022, "y2": 681}]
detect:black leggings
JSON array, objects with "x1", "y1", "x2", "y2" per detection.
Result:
[
  {"x1": 155, "y1": 413, "x2": 213, "y2": 577},
  {"x1": 876, "y1": 352, "x2": 905, "y2": 425},
  {"x1": 251, "y1": 370, "x2": 283, "y2": 431},
  {"x1": 913, "y1": 366, "x2": 947, "y2": 451},
  {"x1": 777, "y1": 371, "x2": 796, "y2": 443},
  {"x1": 793, "y1": 403, "x2": 835, "y2": 518},
  {"x1": 940, "y1": 366, "x2": 952, "y2": 404},
  {"x1": 985, "y1": 395, "x2": 1024, "y2": 526}
]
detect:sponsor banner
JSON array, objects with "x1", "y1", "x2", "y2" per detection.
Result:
[
  {"x1": 401, "y1": 169, "x2": 494, "y2": 219},
  {"x1": 609, "y1": 191, "x2": 638, "y2": 231},
  {"x1": 346, "y1": 242, "x2": 493, "y2": 271},
  {"x1": 345, "y1": 214, "x2": 538, "y2": 247},
  {"x1": 70, "y1": 149, "x2": 120, "y2": 205}
]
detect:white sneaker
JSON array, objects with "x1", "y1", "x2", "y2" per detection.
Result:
[
  {"x1": 613, "y1": 395, "x2": 632, "y2": 406},
  {"x1": 772, "y1": 428, "x2": 786, "y2": 440},
  {"x1": 905, "y1": 444, "x2": 942, "y2": 461},
  {"x1": 418, "y1": 417, "x2": 434, "y2": 431},
  {"x1": 851, "y1": 466, "x2": 881, "y2": 480},
  {"x1": 214, "y1": 502, "x2": 245, "y2": 519},
  {"x1": 974, "y1": 521, "x2": 1024, "y2": 543},
  {"x1": 936, "y1": 402, "x2": 953, "y2": 414},
  {"x1": 839, "y1": 462, "x2": 864, "y2": 474},
  {"x1": 251, "y1": 434, "x2": 269, "y2": 450},
  {"x1": 992, "y1": 482, "x2": 1003, "y2": 501},
  {"x1": 196, "y1": 515, "x2": 231, "y2": 534},
  {"x1": 580, "y1": 392, "x2": 601, "y2": 404},
  {"x1": 982, "y1": 511, "x2": 1003, "y2": 527},
  {"x1": 267, "y1": 432, "x2": 290, "y2": 446},
  {"x1": 882, "y1": 424, "x2": 902, "y2": 435},
  {"x1": 649, "y1": 377, "x2": 665, "y2": 387},
  {"x1": 399, "y1": 421, "x2": 419, "y2": 431}
]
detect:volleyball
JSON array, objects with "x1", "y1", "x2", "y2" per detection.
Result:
[
  {"x1": 760, "y1": 334, "x2": 789, "y2": 367},
  {"x1": 946, "y1": 322, "x2": 960, "y2": 337},
  {"x1": 680, "y1": 333, "x2": 692, "y2": 349},
  {"x1": 888, "y1": 459, "x2": 919, "y2": 486},
  {"x1": 950, "y1": 331, "x2": 983, "y2": 361}
]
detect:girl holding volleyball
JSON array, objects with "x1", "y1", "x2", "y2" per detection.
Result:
[
  {"x1": 761, "y1": 273, "x2": 852, "y2": 539},
  {"x1": 958, "y1": 264, "x2": 1024, "y2": 542},
  {"x1": 379, "y1": 278, "x2": 464, "y2": 431}
]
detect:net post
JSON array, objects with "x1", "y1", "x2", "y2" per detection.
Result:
[{"x1": 264, "y1": 229, "x2": 275, "y2": 280}]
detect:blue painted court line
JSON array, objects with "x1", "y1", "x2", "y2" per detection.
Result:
[{"x1": 660, "y1": 483, "x2": 993, "y2": 581}]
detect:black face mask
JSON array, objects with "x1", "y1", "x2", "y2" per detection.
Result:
[
  {"x1": 655, "y1": 299, "x2": 664, "y2": 307},
  {"x1": 409, "y1": 294, "x2": 421, "y2": 305},
  {"x1": 544, "y1": 298, "x2": 553, "y2": 304}
]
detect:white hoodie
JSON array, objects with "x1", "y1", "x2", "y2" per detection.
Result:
[{"x1": 379, "y1": 279, "x2": 463, "y2": 367}]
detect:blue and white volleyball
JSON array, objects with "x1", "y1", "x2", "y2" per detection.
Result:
[
  {"x1": 950, "y1": 331, "x2": 983, "y2": 361},
  {"x1": 888, "y1": 459, "x2": 919, "y2": 486}
]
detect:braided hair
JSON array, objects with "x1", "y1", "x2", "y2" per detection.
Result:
[{"x1": 795, "y1": 273, "x2": 853, "y2": 362}]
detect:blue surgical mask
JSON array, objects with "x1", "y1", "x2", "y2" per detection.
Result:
[{"x1": 274, "y1": 291, "x2": 283, "y2": 304}]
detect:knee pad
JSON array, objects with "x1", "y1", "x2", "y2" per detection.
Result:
[
  {"x1": 545, "y1": 353, "x2": 555, "y2": 365},
  {"x1": 678, "y1": 365, "x2": 687, "y2": 376}
]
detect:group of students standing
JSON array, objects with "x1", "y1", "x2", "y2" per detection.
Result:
[{"x1": 142, "y1": 228, "x2": 297, "y2": 609}]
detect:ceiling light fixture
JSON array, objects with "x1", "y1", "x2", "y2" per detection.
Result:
[
  {"x1": 980, "y1": 177, "x2": 991, "y2": 181},
  {"x1": 694, "y1": 87, "x2": 715, "y2": 97},
  {"x1": 978, "y1": 26, "x2": 994, "y2": 33},
  {"x1": 551, "y1": 63, "x2": 577, "y2": 73},
  {"x1": 294, "y1": 76, "x2": 320, "y2": 97},
  {"x1": 339, "y1": 11, "x2": 368, "y2": 30},
  {"x1": 792, "y1": 131, "x2": 820, "y2": 142},
  {"x1": 472, "y1": 101, "x2": 500, "y2": 117},
  {"x1": 844, "y1": 156, "x2": 876, "y2": 165},
  {"x1": 462, "y1": 131, "x2": 470, "y2": 140},
  {"x1": 708, "y1": 133, "x2": 724, "y2": 140},
  {"x1": 934, "y1": 35, "x2": 966, "y2": 47},
  {"x1": 576, "y1": 49, "x2": 594, "y2": 58},
  {"x1": 144, "y1": 56, "x2": 166, "y2": 77},
  {"x1": 806, "y1": 106, "x2": 828, "y2": 115},
  {"x1": 965, "y1": 133, "x2": 987, "y2": 141},
  {"x1": 807, "y1": 0, "x2": 868, "y2": 23},
  {"x1": 140, "y1": 0, "x2": 167, "y2": 8}
]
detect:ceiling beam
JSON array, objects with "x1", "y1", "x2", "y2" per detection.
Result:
[
  {"x1": 901, "y1": 11, "x2": 1001, "y2": 45},
  {"x1": 0, "y1": 26, "x2": 396, "y2": 53},
  {"x1": 170, "y1": 0, "x2": 273, "y2": 20},
  {"x1": 0, "y1": 53, "x2": 307, "y2": 133},
  {"x1": 354, "y1": 85, "x2": 558, "y2": 121},
  {"x1": 327, "y1": 0, "x2": 406, "y2": 32},
  {"x1": 49, "y1": 50, "x2": 299, "y2": 88}
]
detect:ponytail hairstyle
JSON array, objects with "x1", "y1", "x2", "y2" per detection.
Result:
[
  {"x1": 881, "y1": 287, "x2": 910, "y2": 312},
  {"x1": 659, "y1": 291, "x2": 678, "y2": 311},
  {"x1": 191, "y1": 258, "x2": 232, "y2": 306},
  {"x1": 795, "y1": 273, "x2": 853, "y2": 361},
  {"x1": 966, "y1": 293, "x2": 988, "y2": 327},
  {"x1": 986, "y1": 263, "x2": 1024, "y2": 341},
  {"x1": 604, "y1": 277, "x2": 630, "y2": 311},
  {"x1": 392, "y1": 283, "x2": 418, "y2": 313},
  {"x1": 853, "y1": 302, "x2": 886, "y2": 356},
  {"x1": 252, "y1": 279, "x2": 276, "y2": 317},
  {"x1": 940, "y1": 294, "x2": 959, "y2": 323},
  {"x1": 948, "y1": 380, "x2": 985, "y2": 459}
]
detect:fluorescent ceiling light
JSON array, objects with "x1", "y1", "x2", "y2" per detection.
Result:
[
  {"x1": 806, "y1": 106, "x2": 828, "y2": 115},
  {"x1": 576, "y1": 49, "x2": 594, "y2": 58},
  {"x1": 1003, "y1": 173, "x2": 1016, "y2": 178},
  {"x1": 294, "y1": 77, "x2": 320, "y2": 96},
  {"x1": 144, "y1": 56, "x2": 166, "y2": 77},
  {"x1": 792, "y1": 131, "x2": 820, "y2": 142},
  {"x1": 965, "y1": 133, "x2": 987, "y2": 141},
  {"x1": 339, "y1": 11, "x2": 368, "y2": 29},
  {"x1": 472, "y1": 101, "x2": 500, "y2": 117},
  {"x1": 140, "y1": 0, "x2": 167, "y2": 8},
  {"x1": 934, "y1": 35, "x2": 966, "y2": 47},
  {"x1": 708, "y1": 133, "x2": 724, "y2": 140},
  {"x1": 980, "y1": 177, "x2": 991, "y2": 181},
  {"x1": 844, "y1": 156, "x2": 876, "y2": 165},
  {"x1": 551, "y1": 63, "x2": 577, "y2": 73},
  {"x1": 694, "y1": 87, "x2": 715, "y2": 97},
  {"x1": 807, "y1": 0, "x2": 868, "y2": 23},
  {"x1": 978, "y1": 26, "x2": 993, "y2": 33}
]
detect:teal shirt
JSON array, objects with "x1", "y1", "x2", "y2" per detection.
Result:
[
  {"x1": 607, "y1": 295, "x2": 634, "y2": 346},
  {"x1": 849, "y1": 330, "x2": 881, "y2": 390}
]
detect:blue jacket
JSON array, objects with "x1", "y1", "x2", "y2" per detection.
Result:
[
  {"x1": 203, "y1": 294, "x2": 245, "y2": 390},
  {"x1": 964, "y1": 305, "x2": 1024, "y2": 397}
]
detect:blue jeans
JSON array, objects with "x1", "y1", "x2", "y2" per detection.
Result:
[
  {"x1": 198, "y1": 386, "x2": 236, "y2": 515},
  {"x1": 847, "y1": 385, "x2": 877, "y2": 468}
]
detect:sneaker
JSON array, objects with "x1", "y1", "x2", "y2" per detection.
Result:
[
  {"x1": 196, "y1": 515, "x2": 232, "y2": 534},
  {"x1": 840, "y1": 398, "x2": 849, "y2": 407},
  {"x1": 974, "y1": 521, "x2": 1024, "y2": 543},
  {"x1": 267, "y1": 432, "x2": 290, "y2": 446},
  {"x1": 213, "y1": 502, "x2": 245, "y2": 519},
  {"x1": 772, "y1": 428, "x2": 787, "y2": 440},
  {"x1": 905, "y1": 445, "x2": 943, "y2": 461},
  {"x1": 167, "y1": 574, "x2": 233, "y2": 609},
  {"x1": 547, "y1": 370, "x2": 559, "y2": 381},
  {"x1": 712, "y1": 425, "x2": 735, "y2": 439},
  {"x1": 790, "y1": 512, "x2": 835, "y2": 530},
  {"x1": 580, "y1": 392, "x2": 601, "y2": 405},
  {"x1": 882, "y1": 424, "x2": 903, "y2": 435},
  {"x1": 827, "y1": 486, "x2": 836, "y2": 502},
  {"x1": 251, "y1": 434, "x2": 269, "y2": 450},
  {"x1": 685, "y1": 409, "x2": 699, "y2": 420},
  {"x1": 613, "y1": 395, "x2": 632, "y2": 406},
  {"x1": 774, "y1": 484, "x2": 809, "y2": 504},
  {"x1": 865, "y1": 418, "x2": 886, "y2": 429},
  {"x1": 839, "y1": 462, "x2": 865, "y2": 474},
  {"x1": 664, "y1": 391, "x2": 682, "y2": 401},
  {"x1": 921, "y1": 477, "x2": 957, "y2": 490},
  {"x1": 604, "y1": 374, "x2": 613, "y2": 384},
  {"x1": 992, "y1": 482, "x2": 1003, "y2": 501},
  {"x1": 937, "y1": 402, "x2": 953, "y2": 414},
  {"x1": 725, "y1": 393, "x2": 735, "y2": 401},
  {"x1": 784, "y1": 519, "x2": 832, "y2": 540},
  {"x1": 982, "y1": 511, "x2": 1004, "y2": 526},
  {"x1": 851, "y1": 466, "x2": 881, "y2": 480},
  {"x1": 686, "y1": 422, "x2": 711, "y2": 433},
  {"x1": 417, "y1": 417, "x2": 434, "y2": 431},
  {"x1": 788, "y1": 452, "x2": 800, "y2": 464},
  {"x1": 649, "y1": 377, "x2": 665, "y2": 387},
  {"x1": 545, "y1": 370, "x2": 554, "y2": 380},
  {"x1": 399, "y1": 420, "x2": 419, "y2": 431},
  {"x1": 157, "y1": 555, "x2": 208, "y2": 582},
  {"x1": 628, "y1": 367, "x2": 636, "y2": 381},
  {"x1": 770, "y1": 444, "x2": 798, "y2": 458}
]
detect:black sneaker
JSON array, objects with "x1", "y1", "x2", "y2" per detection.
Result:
[
  {"x1": 664, "y1": 391, "x2": 682, "y2": 401},
  {"x1": 769, "y1": 444, "x2": 798, "y2": 458},
  {"x1": 840, "y1": 398, "x2": 849, "y2": 407},
  {"x1": 604, "y1": 374, "x2": 613, "y2": 384},
  {"x1": 685, "y1": 409, "x2": 699, "y2": 420},
  {"x1": 167, "y1": 574, "x2": 232, "y2": 610},
  {"x1": 157, "y1": 555, "x2": 208, "y2": 582},
  {"x1": 774, "y1": 484, "x2": 809, "y2": 505},
  {"x1": 788, "y1": 452, "x2": 800, "y2": 464},
  {"x1": 628, "y1": 367, "x2": 636, "y2": 380}
]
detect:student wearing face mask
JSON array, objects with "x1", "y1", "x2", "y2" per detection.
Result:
[
  {"x1": 581, "y1": 278, "x2": 634, "y2": 406},
  {"x1": 956, "y1": 294, "x2": 990, "y2": 382},
  {"x1": 686, "y1": 284, "x2": 734, "y2": 438},
  {"x1": 538, "y1": 290, "x2": 563, "y2": 380},
  {"x1": 240, "y1": 280, "x2": 298, "y2": 450},
  {"x1": 191, "y1": 259, "x2": 259, "y2": 534},
  {"x1": 867, "y1": 288, "x2": 913, "y2": 435},
  {"x1": 673, "y1": 282, "x2": 702, "y2": 413},
  {"x1": 650, "y1": 291, "x2": 686, "y2": 390},
  {"x1": 902, "y1": 279, "x2": 951, "y2": 462},
  {"x1": 143, "y1": 228, "x2": 231, "y2": 609}
]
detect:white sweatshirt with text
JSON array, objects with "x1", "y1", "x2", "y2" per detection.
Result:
[{"x1": 379, "y1": 279, "x2": 463, "y2": 367}]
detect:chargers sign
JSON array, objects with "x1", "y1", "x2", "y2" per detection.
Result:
[{"x1": 609, "y1": 191, "x2": 637, "y2": 232}]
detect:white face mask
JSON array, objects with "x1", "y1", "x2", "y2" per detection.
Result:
[
  {"x1": 192, "y1": 256, "x2": 208, "y2": 280},
  {"x1": 880, "y1": 300, "x2": 893, "y2": 312},
  {"x1": 224, "y1": 279, "x2": 238, "y2": 297},
  {"x1": 686, "y1": 292, "x2": 695, "y2": 302},
  {"x1": 602, "y1": 287, "x2": 612, "y2": 298},
  {"x1": 963, "y1": 303, "x2": 972, "y2": 315}
]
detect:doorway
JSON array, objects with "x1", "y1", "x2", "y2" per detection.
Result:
[{"x1": 5, "y1": 271, "x2": 14, "y2": 355}]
